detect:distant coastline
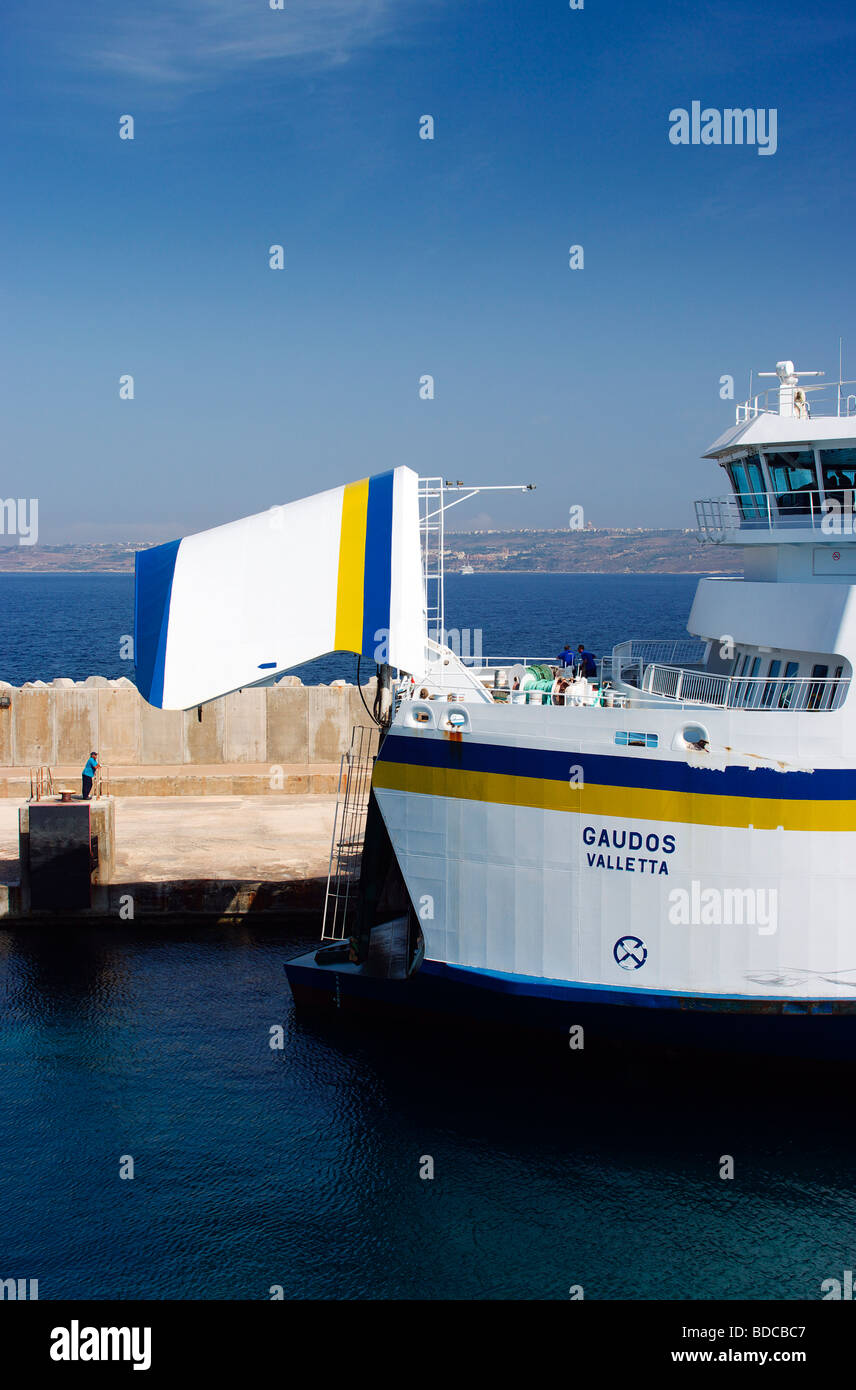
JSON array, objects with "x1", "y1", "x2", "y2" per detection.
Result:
[
  {"x1": 0, "y1": 530, "x2": 741, "y2": 577},
  {"x1": 452, "y1": 568, "x2": 741, "y2": 576},
  {"x1": 0, "y1": 568, "x2": 133, "y2": 575},
  {"x1": 0, "y1": 567, "x2": 741, "y2": 577}
]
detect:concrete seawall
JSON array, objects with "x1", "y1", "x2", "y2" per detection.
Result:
[{"x1": 0, "y1": 675, "x2": 378, "y2": 796}]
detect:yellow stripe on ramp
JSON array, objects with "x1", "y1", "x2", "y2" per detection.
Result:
[{"x1": 334, "y1": 478, "x2": 369, "y2": 653}]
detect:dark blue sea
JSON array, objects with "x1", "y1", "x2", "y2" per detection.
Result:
[
  {"x1": 0, "y1": 571, "x2": 701, "y2": 686},
  {"x1": 1, "y1": 920, "x2": 850, "y2": 1301},
  {"x1": 2, "y1": 572, "x2": 848, "y2": 1302}
]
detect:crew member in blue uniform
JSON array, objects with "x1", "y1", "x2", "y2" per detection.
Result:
[
  {"x1": 556, "y1": 644, "x2": 574, "y2": 668},
  {"x1": 81, "y1": 751, "x2": 99, "y2": 800},
  {"x1": 576, "y1": 644, "x2": 597, "y2": 678}
]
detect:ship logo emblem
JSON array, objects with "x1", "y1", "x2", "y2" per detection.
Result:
[{"x1": 613, "y1": 936, "x2": 647, "y2": 970}]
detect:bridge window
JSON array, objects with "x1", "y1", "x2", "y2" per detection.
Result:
[
  {"x1": 766, "y1": 451, "x2": 819, "y2": 517},
  {"x1": 820, "y1": 448, "x2": 856, "y2": 508},
  {"x1": 726, "y1": 454, "x2": 766, "y2": 520}
]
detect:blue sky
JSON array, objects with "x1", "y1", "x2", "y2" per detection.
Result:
[{"x1": 2, "y1": 0, "x2": 855, "y2": 542}]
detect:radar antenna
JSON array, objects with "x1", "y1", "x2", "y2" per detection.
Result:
[{"x1": 756, "y1": 360, "x2": 824, "y2": 417}]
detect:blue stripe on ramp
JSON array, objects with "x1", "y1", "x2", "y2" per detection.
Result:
[
  {"x1": 134, "y1": 539, "x2": 181, "y2": 707},
  {"x1": 361, "y1": 470, "x2": 394, "y2": 659}
]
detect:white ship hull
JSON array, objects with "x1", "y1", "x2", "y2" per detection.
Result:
[{"x1": 373, "y1": 701, "x2": 856, "y2": 1004}]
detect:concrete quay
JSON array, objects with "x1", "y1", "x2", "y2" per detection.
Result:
[
  {"x1": 0, "y1": 794, "x2": 339, "y2": 921},
  {"x1": 0, "y1": 675, "x2": 377, "y2": 793},
  {"x1": 0, "y1": 762, "x2": 343, "y2": 799}
]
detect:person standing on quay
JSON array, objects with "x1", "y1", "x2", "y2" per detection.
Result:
[{"x1": 81, "y1": 751, "x2": 99, "y2": 800}]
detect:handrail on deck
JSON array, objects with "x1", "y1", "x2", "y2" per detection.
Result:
[
  {"x1": 608, "y1": 638, "x2": 708, "y2": 686},
  {"x1": 736, "y1": 379, "x2": 856, "y2": 421},
  {"x1": 695, "y1": 488, "x2": 856, "y2": 541},
  {"x1": 641, "y1": 663, "x2": 848, "y2": 712},
  {"x1": 461, "y1": 655, "x2": 562, "y2": 670}
]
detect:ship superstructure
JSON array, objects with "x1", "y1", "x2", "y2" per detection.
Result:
[{"x1": 363, "y1": 362, "x2": 856, "y2": 1027}]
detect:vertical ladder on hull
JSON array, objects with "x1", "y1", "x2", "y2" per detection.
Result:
[{"x1": 322, "y1": 724, "x2": 380, "y2": 941}]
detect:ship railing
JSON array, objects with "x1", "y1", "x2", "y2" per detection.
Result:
[
  {"x1": 694, "y1": 489, "x2": 851, "y2": 541},
  {"x1": 641, "y1": 664, "x2": 848, "y2": 712},
  {"x1": 608, "y1": 638, "x2": 708, "y2": 687},
  {"x1": 458, "y1": 645, "x2": 708, "y2": 679},
  {"x1": 461, "y1": 655, "x2": 561, "y2": 672},
  {"x1": 736, "y1": 379, "x2": 856, "y2": 421}
]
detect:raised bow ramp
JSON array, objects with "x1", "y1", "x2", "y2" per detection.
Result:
[{"x1": 134, "y1": 466, "x2": 425, "y2": 710}]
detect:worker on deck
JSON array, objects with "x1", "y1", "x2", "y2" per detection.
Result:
[
  {"x1": 576, "y1": 644, "x2": 597, "y2": 679},
  {"x1": 556, "y1": 644, "x2": 574, "y2": 668},
  {"x1": 81, "y1": 751, "x2": 99, "y2": 800}
]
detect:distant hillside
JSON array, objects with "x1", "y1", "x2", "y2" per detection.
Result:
[
  {"x1": 0, "y1": 530, "x2": 741, "y2": 575},
  {"x1": 0, "y1": 543, "x2": 149, "y2": 572},
  {"x1": 446, "y1": 528, "x2": 741, "y2": 574}
]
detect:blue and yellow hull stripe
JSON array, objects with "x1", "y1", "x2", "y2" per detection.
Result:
[
  {"x1": 334, "y1": 471, "x2": 394, "y2": 658},
  {"x1": 373, "y1": 734, "x2": 856, "y2": 833}
]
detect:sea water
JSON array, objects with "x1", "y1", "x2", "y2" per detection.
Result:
[
  {"x1": 0, "y1": 571, "x2": 701, "y2": 685},
  {"x1": 3, "y1": 571, "x2": 843, "y2": 1301}
]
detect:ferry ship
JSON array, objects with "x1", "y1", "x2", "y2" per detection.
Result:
[{"x1": 134, "y1": 359, "x2": 856, "y2": 1058}]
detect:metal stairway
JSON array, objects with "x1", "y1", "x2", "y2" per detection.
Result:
[{"x1": 321, "y1": 724, "x2": 380, "y2": 941}]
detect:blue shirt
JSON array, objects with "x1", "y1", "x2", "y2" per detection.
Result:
[
  {"x1": 577, "y1": 650, "x2": 597, "y2": 676},
  {"x1": 556, "y1": 649, "x2": 574, "y2": 667},
  {"x1": 83, "y1": 757, "x2": 98, "y2": 777}
]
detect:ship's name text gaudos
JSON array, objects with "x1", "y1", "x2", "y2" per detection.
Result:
[{"x1": 583, "y1": 825, "x2": 676, "y2": 876}]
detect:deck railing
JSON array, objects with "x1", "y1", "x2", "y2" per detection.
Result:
[
  {"x1": 642, "y1": 663, "x2": 848, "y2": 712},
  {"x1": 606, "y1": 638, "x2": 708, "y2": 686},
  {"x1": 736, "y1": 380, "x2": 856, "y2": 421},
  {"x1": 462, "y1": 655, "x2": 560, "y2": 670},
  {"x1": 694, "y1": 489, "x2": 854, "y2": 541}
]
